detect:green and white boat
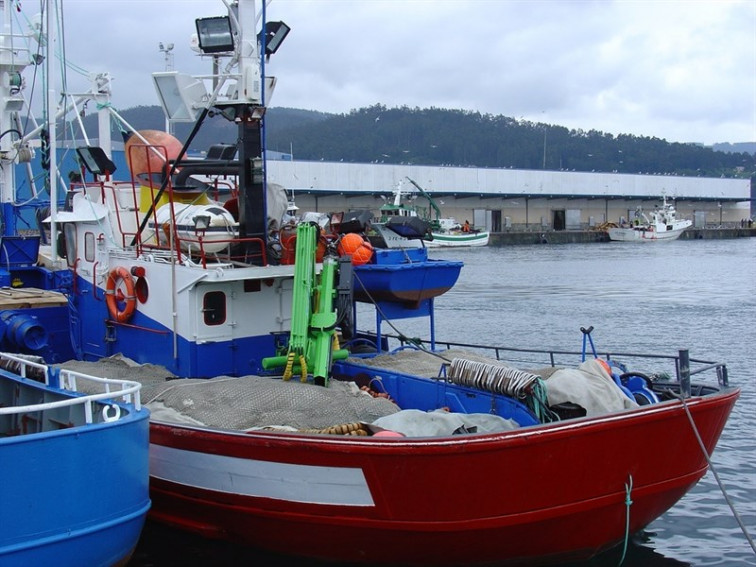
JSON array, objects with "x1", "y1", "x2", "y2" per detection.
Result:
[{"x1": 378, "y1": 178, "x2": 489, "y2": 248}]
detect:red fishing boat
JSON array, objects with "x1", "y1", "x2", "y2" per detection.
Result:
[{"x1": 145, "y1": 361, "x2": 737, "y2": 566}]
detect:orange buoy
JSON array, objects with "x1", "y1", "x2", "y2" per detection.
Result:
[
  {"x1": 338, "y1": 233, "x2": 374, "y2": 266},
  {"x1": 124, "y1": 130, "x2": 183, "y2": 180}
]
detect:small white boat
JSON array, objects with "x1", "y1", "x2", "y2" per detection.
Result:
[
  {"x1": 379, "y1": 178, "x2": 490, "y2": 247},
  {"x1": 425, "y1": 226, "x2": 490, "y2": 247},
  {"x1": 608, "y1": 196, "x2": 692, "y2": 242}
]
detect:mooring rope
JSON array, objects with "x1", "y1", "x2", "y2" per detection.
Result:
[
  {"x1": 618, "y1": 474, "x2": 633, "y2": 566},
  {"x1": 676, "y1": 394, "x2": 756, "y2": 555}
]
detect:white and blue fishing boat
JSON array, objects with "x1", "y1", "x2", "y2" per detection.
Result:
[{"x1": 607, "y1": 194, "x2": 693, "y2": 241}]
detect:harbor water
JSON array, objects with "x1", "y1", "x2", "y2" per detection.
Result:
[{"x1": 131, "y1": 238, "x2": 756, "y2": 567}]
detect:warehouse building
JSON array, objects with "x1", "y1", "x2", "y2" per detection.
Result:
[{"x1": 267, "y1": 160, "x2": 752, "y2": 232}]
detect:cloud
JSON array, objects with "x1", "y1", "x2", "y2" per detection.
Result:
[{"x1": 54, "y1": 0, "x2": 756, "y2": 145}]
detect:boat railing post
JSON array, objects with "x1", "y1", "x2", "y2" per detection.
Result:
[
  {"x1": 678, "y1": 349, "x2": 691, "y2": 398},
  {"x1": 375, "y1": 308, "x2": 383, "y2": 353},
  {"x1": 717, "y1": 364, "x2": 729, "y2": 388},
  {"x1": 429, "y1": 298, "x2": 435, "y2": 351}
]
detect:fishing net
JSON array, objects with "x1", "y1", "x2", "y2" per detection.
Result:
[
  {"x1": 146, "y1": 375, "x2": 399, "y2": 431},
  {"x1": 57, "y1": 356, "x2": 399, "y2": 431}
]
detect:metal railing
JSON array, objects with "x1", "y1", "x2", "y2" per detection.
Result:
[
  {"x1": 376, "y1": 334, "x2": 729, "y2": 390},
  {"x1": 0, "y1": 352, "x2": 143, "y2": 424}
]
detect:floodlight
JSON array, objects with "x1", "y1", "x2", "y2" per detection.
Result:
[
  {"x1": 76, "y1": 146, "x2": 116, "y2": 176},
  {"x1": 196, "y1": 16, "x2": 234, "y2": 54},
  {"x1": 259, "y1": 21, "x2": 290, "y2": 55},
  {"x1": 153, "y1": 71, "x2": 208, "y2": 122}
]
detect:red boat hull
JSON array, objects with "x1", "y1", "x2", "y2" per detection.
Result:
[{"x1": 147, "y1": 388, "x2": 738, "y2": 566}]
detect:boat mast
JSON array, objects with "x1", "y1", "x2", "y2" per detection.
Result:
[
  {"x1": 45, "y1": 0, "x2": 60, "y2": 263},
  {"x1": 227, "y1": 0, "x2": 266, "y2": 257},
  {"x1": 0, "y1": 0, "x2": 29, "y2": 235}
]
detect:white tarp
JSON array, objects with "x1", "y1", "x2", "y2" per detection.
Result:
[
  {"x1": 544, "y1": 359, "x2": 638, "y2": 416},
  {"x1": 372, "y1": 408, "x2": 519, "y2": 437}
]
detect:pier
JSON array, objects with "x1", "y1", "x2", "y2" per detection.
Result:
[{"x1": 487, "y1": 227, "x2": 756, "y2": 246}]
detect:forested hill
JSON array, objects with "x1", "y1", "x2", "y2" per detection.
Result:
[{"x1": 90, "y1": 104, "x2": 754, "y2": 179}]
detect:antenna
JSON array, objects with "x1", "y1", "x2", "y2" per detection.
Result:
[
  {"x1": 157, "y1": 42, "x2": 176, "y2": 133},
  {"x1": 158, "y1": 42, "x2": 175, "y2": 71}
]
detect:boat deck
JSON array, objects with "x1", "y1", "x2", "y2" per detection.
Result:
[{"x1": 0, "y1": 288, "x2": 68, "y2": 309}]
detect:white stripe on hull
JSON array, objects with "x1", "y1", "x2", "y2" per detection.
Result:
[{"x1": 150, "y1": 444, "x2": 375, "y2": 506}]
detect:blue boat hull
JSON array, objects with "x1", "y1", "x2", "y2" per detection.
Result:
[
  {"x1": 0, "y1": 374, "x2": 151, "y2": 567},
  {"x1": 354, "y1": 254, "x2": 463, "y2": 307}
]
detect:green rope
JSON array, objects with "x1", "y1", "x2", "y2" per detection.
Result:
[
  {"x1": 525, "y1": 378, "x2": 560, "y2": 423},
  {"x1": 618, "y1": 474, "x2": 633, "y2": 566},
  {"x1": 95, "y1": 102, "x2": 129, "y2": 138}
]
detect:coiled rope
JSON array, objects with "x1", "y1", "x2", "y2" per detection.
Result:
[
  {"x1": 448, "y1": 358, "x2": 558, "y2": 423},
  {"x1": 300, "y1": 422, "x2": 370, "y2": 436}
]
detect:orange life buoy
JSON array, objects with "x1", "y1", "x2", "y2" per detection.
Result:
[{"x1": 106, "y1": 267, "x2": 137, "y2": 322}]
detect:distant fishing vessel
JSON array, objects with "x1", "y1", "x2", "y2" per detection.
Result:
[
  {"x1": 377, "y1": 177, "x2": 490, "y2": 247},
  {"x1": 608, "y1": 195, "x2": 692, "y2": 241}
]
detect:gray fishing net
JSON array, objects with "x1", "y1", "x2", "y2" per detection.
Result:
[
  {"x1": 57, "y1": 356, "x2": 399, "y2": 432},
  {"x1": 58, "y1": 349, "x2": 624, "y2": 436}
]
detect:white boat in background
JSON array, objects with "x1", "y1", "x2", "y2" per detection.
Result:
[
  {"x1": 378, "y1": 178, "x2": 490, "y2": 247},
  {"x1": 608, "y1": 196, "x2": 692, "y2": 242},
  {"x1": 425, "y1": 225, "x2": 490, "y2": 247}
]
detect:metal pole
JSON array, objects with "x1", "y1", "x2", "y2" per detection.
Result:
[{"x1": 678, "y1": 349, "x2": 691, "y2": 398}]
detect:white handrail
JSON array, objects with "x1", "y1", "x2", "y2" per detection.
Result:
[{"x1": 0, "y1": 352, "x2": 143, "y2": 423}]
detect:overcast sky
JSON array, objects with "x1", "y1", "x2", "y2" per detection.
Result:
[{"x1": 54, "y1": 0, "x2": 755, "y2": 146}]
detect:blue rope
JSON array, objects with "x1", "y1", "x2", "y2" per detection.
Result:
[{"x1": 619, "y1": 474, "x2": 633, "y2": 566}]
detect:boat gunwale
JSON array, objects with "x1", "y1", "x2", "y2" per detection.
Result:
[
  {"x1": 0, "y1": 352, "x2": 146, "y2": 425},
  {"x1": 147, "y1": 385, "x2": 739, "y2": 450}
]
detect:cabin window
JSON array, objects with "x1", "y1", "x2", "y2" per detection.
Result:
[
  {"x1": 64, "y1": 224, "x2": 77, "y2": 267},
  {"x1": 203, "y1": 291, "x2": 226, "y2": 326},
  {"x1": 84, "y1": 231, "x2": 96, "y2": 262}
]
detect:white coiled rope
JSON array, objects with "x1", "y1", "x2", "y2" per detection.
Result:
[
  {"x1": 448, "y1": 358, "x2": 557, "y2": 423},
  {"x1": 448, "y1": 358, "x2": 540, "y2": 398}
]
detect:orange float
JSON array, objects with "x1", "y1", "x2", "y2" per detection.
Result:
[
  {"x1": 124, "y1": 129, "x2": 183, "y2": 180},
  {"x1": 338, "y1": 233, "x2": 374, "y2": 266}
]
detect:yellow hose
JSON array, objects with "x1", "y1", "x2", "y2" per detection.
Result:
[{"x1": 283, "y1": 351, "x2": 295, "y2": 381}]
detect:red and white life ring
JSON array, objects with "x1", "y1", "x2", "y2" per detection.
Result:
[{"x1": 106, "y1": 267, "x2": 137, "y2": 323}]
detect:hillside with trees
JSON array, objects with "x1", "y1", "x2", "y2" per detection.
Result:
[{"x1": 82, "y1": 104, "x2": 754, "y2": 181}]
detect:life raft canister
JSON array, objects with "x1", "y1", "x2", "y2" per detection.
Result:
[{"x1": 106, "y1": 267, "x2": 137, "y2": 322}]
